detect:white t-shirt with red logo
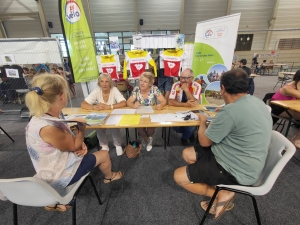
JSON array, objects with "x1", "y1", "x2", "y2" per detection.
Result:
[
  {"x1": 160, "y1": 50, "x2": 186, "y2": 77},
  {"x1": 169, "y1": 81, "x2": 201, "y2": 103},
  {"x1": 97, "y1": 54, "x2": 121, "y2": 80}
]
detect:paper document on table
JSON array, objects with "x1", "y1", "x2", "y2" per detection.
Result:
[
  {"x1": 119, "y1": 115, "x2": 141, "y2": 126},
  {"x1": 105, "y1": 115, "x2": 122, "y2": 125},
  {"x1": 65, "y1": 114, "x2": 88, "y2": 120},
  {"x1": 165, "y1": 114, "x2": 185, "y2": 122},
  {"x1": 111, "y1": 109, "x2": 136, "y2": 114},
  {"x1": 150, "y1": 114, "x2": 167, "y2": 122},
  {"x1": 136, "y1": 106, "x2": 154, "y2": 114}
]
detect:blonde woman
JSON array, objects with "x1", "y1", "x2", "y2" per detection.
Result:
[
  {"x1": 25, "y1": 74, "x2": 123, "y2": 212},
  {"x1": 127, "y1": 72, "x2": 167, "y2": 151},
  {"x1": 81, "y1": 73, "x2": 127, "y2": 156}
]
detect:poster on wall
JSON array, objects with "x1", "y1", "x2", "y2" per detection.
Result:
[
  {"x1": 0, "y1": 54, "x2": 16, "y2": 64},
  {"x1": 59, "y1": 0, "x2": 98, "y2": 83},
  {"x1": 109, "y1": 36, "x2": 119, "y2": 54},
  {"x1": 5, "y1": 68, "x2": 19, "y2": 78},
  {"x1": 192, "y1": 13, "x2": 240, "y2": 104}
]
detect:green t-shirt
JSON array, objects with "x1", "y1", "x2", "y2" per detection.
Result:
[{"x1": 205, "y1": 95, "x2": 272, "y2": 185}]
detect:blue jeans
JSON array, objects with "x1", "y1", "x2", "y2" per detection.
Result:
[{"x1": 173, "y1": 126, "x2": 196, "y2": 140}]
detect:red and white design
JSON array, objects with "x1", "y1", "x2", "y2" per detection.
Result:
[
  {"x1": 169, "y1": 81, "x2": 201, "y2": 103},
  {"x1": 163, "y1": 60, "x2": 181, "y2": 77},
  {"x1": 160, "y1": 49, "x2": 186, "y2": 77},
  {"x1": 102, "y1": 66, "x2": 118, "y2": 80},
  {"x1": 129, "y1": 62, "x2": 146, "y2": 78}
]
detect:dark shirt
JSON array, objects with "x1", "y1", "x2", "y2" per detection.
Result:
[
  {"x1": 241, "y1": 66, "x2": 251, "y2": 76},
  {"x1": 252, "y1": 57, "x2": 258, "y2": 65}
]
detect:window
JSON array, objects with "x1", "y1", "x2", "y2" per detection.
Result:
[
  {"x1": 235, "y1": 34, "x2": 253, "y2": 51},
  {"x1": 50, "y1": 34, "x2": 68, "y2": 57},
  {"x1": 278, "y1": 38, "x2": 300, "y2": 50}
]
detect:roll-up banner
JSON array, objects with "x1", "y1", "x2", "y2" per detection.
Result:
[
  {"x1": 59, "y1": 0, "x2": 98, "y2": 83},
  {"x1": 192, "y1": 13, "x2": 240, "y2": 104}
]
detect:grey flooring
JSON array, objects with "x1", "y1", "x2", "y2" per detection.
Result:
[{"x1": 1, "y1": 74, "x2": 300, "y2": 225}]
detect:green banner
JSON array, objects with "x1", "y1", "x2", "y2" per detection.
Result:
[{"x1": 59, "y1": 0, "x2": 98, "y2": 82}]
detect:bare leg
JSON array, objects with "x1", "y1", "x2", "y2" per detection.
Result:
[
  {"x1": 146, "y1": 128, "x2": 156, "y2": 139},
  {"x1": 137, "y1": 127, "x2": 150, "y2": 142},
  {"x1": 93, "y1": 150, "x2": 122, "y2": 180}
]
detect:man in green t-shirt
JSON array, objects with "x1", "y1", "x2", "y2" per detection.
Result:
[{"x1": 174, "y1": 68, "x2": 272, "y2": 220}]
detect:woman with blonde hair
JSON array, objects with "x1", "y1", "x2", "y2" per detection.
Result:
[
  {"x1": 81, "y1": 73, "x2": 127, "y2": 156},
  {"x1": 127, "y1": 72, "x2": 167, "y2": 151},
  {"x1": 25, "y1": 74, "x2": 123, "y2": 212}
]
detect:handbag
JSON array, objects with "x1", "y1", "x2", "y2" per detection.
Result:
[
  {"x1": 84, "y1": 130, "x2": 99, "y2": 149},
  {"x1": 124, "y1": 140, "x2": 142, "y2": 158}
]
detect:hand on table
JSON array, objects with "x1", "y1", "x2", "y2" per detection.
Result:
[
  {"x1": 94, "y1": 103, "x2": 108, "y2": 110},
  {"x1": 156, "y1": 104, "x2": 163, "y2": 110},
  {"x1": 186, "y1": 100, "x2": 198, "y2": 108},
  {"x1": 133, "y1": 101, "x2": 141, "y2": 109},
  {"x1": 68, "y1": 118, "x2": 87, "y2": 132},
  {"x1": 197, "y1": 113, "x2": 207, "y2": 123}
]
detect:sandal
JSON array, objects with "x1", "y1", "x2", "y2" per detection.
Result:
[
  {"x1": 200, "y1": 200, "x2": 234, "y2": 215},
  {"x1": 44, "y1": 204, "x2": 71, "y2": 212},
  {"x1": 214, "y1": 194, "x2": 236, "y2": 220},
  {"x1": 103, "y1": 171, "x2": 124, "y2": 184}
]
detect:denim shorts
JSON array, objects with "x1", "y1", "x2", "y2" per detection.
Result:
[
  {"x1": 67, "y1": 153, "x2": 96, "y2": 186},
  {"x1": 158, "y1": 77, "x2": 173, "y2": 92}
]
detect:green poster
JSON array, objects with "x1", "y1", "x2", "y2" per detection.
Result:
[{"x1": 59, "y1": 0, "x2": 98, "y2": 82}]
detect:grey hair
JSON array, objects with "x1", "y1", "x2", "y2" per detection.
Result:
[
  {"x1": 182, "y1": 68, "x2": 194, "y2": 77},
  {"x1": 98, "y1": 73, "x2": 114, "y2": 89}
]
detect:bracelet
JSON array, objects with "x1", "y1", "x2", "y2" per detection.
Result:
[{"x1": 111, "y1": 104, "x2": 113, "y2": 109}]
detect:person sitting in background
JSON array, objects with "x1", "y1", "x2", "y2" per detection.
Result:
[
  {"x1": 35, "y1": 64, "x2": 50, "y2": 73},
  {"x1": 127, "y1": 72, "x2": 167, "y2": 151},
  {"x1": 271, "y1": 70, "x2": 300, "y2": 124},
  {"x1": 39, "y1": 68, "x2": 47, "y2": 74},
  {"x1": 267, "y1": 59, "x2": 274, "y2": 73},
  {"x1": 168, "y1": 68, "x2": 201, "y2": 145},
  {"x1": 57, "y1": 67, "x2": 76, "y2": 98},
  {"x1": 81, "y1": 73, "x2": 127, "y2": 156},
  {"x1": 25, "y1": 74, "x2": 123, "y2": 212},
  {"x1": 29, "y1": 68, "x2": 37, "y2": 75},
  {"x1": 50, "y1": 68, "x2": 58, "y2": 74},
  {"x1": 174, "y1": 68, "x2": 272, "y2": 220}
]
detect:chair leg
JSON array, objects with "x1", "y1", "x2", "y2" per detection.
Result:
[
  {"x1": 13, "y1": 203, "x2": 18, "y2": 225},
  {"x1": 72, "y1": 198, "x2": 77, "y2": 225},
  {"x1": 88, "y1": 176, "x2": 102, "y2": 205},
  {"x1": 200, "y1": 187, "x2": 220, "y2": 225},
  {"x1": 0, "y1": 126, "x2": 15, "y2": 142},
  {"x1": 250, "y1": 195, "x2": 262, "y2": 225},
  {"x1": 167, "y1": 128, "x2": 171, "y2": 144}
]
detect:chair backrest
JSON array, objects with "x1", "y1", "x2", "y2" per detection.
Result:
[
  {"x1": 252, "y1": 131, "x2": 295, "y2": 195},
  {"x1": 262, "y1": 92, "x2": 275, "y2": 105},
  {"x1": 278, "y1": 72, "x2": 285, "y2": 78},
  {"x1": 0, "y1": 177, "x2": 61, "y2": 207}
]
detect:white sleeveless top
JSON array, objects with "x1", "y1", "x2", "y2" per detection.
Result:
[{"x1": 25, "y1": 114, "x2": 82, "y2": 189}]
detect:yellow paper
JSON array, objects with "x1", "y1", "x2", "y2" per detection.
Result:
[{"x1": 119, "y1": 115, "x2": 141, "y2": 126}]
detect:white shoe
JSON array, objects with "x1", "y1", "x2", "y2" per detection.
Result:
[
  {"x1": 116, "y1": 146, "x2": 123, "y2": 156},
  {"x1": 101, "y1": 145, "x2": 109, "y2": 151},
  {"x1": 146, "y1": 137, "x2": 153, "y2": 151}
]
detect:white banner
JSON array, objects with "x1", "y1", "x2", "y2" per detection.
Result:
[{"x1": 192, "y1": 13, "x2": 240, "y2": 104}]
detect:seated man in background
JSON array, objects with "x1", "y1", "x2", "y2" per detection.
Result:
[
  {"x1": 174, "y1": 69, "x2": 272, "y2": 219},
  {"x1": 168, "y1": 68, "x2": 201, "y2": 145}
]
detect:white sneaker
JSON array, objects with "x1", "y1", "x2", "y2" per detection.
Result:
[
  {"x1": 101, "y1": 145, "x2": 109, "y2": 151},
  {"x1": 146, "y1": 137, "x2": 153, "y2": 151},
  {"x1": 116, "y1": 146, "x2": 123, "y2": 156}
]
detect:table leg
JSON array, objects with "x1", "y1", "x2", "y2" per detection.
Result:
[{"x1": 284, "y1": 110, "x2": 293, "y2": 137}]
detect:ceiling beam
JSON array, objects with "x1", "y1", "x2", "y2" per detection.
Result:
[
  {"x1": 0, "y1": 20, "x2": 8, "y2": 38},
  {"x1": 180, "y1": 0, "x2": 185, "y2": 33},
  {"x1": 36, "y1": 0, "x2": 49, "y2": 37},
  {"x1": 0, "y1": 12, "x2": 39, "y2": 21},
  {"x1": 227, "y1": 0, "x2": 232, "y2": 15},
  {"x1": 264, "y1": 0, "x2": 280, "y2": 50},
  {"x1": 16, "y1": 0, "x2": 34, "y2": 13},
  {"x1": 1, "y1": 0, "x2": 14, "y2": 14}
]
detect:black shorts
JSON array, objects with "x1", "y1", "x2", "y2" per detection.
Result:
[
  {"x1": 186, "y1": 145, "x2": 238, "y2": 186},
  {"x1": 68, "y1": 154, "x2": 96, "y2": 186}
]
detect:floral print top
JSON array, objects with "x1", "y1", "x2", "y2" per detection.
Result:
[
  {"x1": 25, "y1": 114, "x2": 82, "y2": 189},
  {"x1": 131, "y1": 85, "x2": 161, "y2": 106}
]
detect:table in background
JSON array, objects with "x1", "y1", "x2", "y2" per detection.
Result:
[{"x1": 271, "y1": 100, "x2": 300, "y2": 137}]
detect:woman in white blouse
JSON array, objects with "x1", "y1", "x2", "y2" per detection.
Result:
[{"x1": 81, "y1": 73, "x2": 127, "y2": 156}]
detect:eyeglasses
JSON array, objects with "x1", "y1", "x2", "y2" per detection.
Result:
[{"x1": 180, "y1": 76, "x2": 192, "y2": 80}]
